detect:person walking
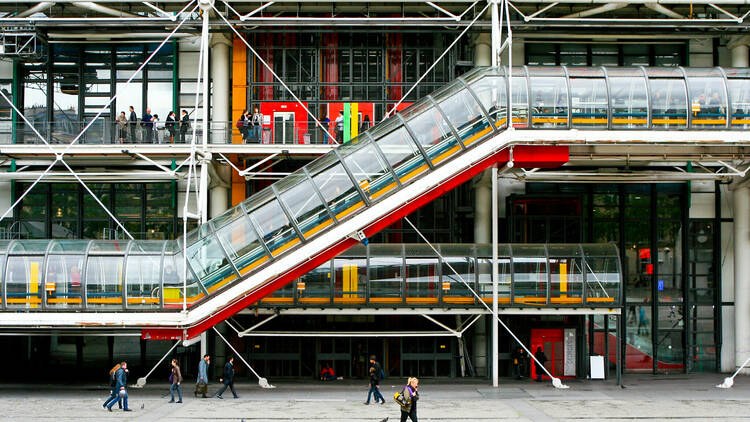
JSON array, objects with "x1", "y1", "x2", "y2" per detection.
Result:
[
  {"x1": 166, "y1": 111, "x2": 177, "y2": 143},
  {"x1": 195, "y1": 354, "x2": 210, "y2": 398},
  {"x1": 128, "y1": 106, "x2": 138, "y2": 143},
  {"x1": 396, "y1": 377, "x2": 419, "y2": 422},
  {"x1": 169, "y1": 359, "x2": 183, "y2": 403},
  {"x1": 180, "y1": 110, "x2": 190, "y2": 143},
  {"x1": 534, "y1": 346, "x2": 548, "y2": 382},
  {"x1": 250, "y1": 106, "x2": 263, "y2": 143},
  {"x1": 364, "y1": 355, "x2": 385, "y2": 405},
  {"x1": 107, "y1": 361, "x2": 132, "y2": 412},
  {"x1": 116, "y1": 111, "x2": 128, "y2": 144},
  {"x1": 142, "y1": 108, "x2": 153, "y2": 143},
  {"x1": 216, "y1": 356, "x2": 239, "y2": 399},
  {"x1": 102, "y1": 363, "x2": 122, "y2": 410}
]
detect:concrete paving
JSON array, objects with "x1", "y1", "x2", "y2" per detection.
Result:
[{"x1": 2, "y1": 374, "x2": 750, "y2": 421}]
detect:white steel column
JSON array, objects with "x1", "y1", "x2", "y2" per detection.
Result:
[
  {"x1": 730, "y1": 36, "x2": 750, "y2": 67},
  {"x1": 491, "y1": 165, "x2": 499, "y2": 388},
  {"x1": 210, "y1": 33, "x2": 232, "y2": 144},
  {"x1": 734, "y1": 186, "x2": 750, "y2": 374}
]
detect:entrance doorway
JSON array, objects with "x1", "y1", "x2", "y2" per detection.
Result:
[
  {"x1": 530, "y1": 328, "x2": 576, "y2": 380},
  {"x1": 273, "y1": 112, "x2": 295, "y2": 144}
]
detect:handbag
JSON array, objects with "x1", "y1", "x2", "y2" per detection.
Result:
[
  {"x1": 169, "y1": 373, "x2": 174, "y2": 384},
  {"x1": 196, "y1": 382, "x2": 208, "y2": 395}
]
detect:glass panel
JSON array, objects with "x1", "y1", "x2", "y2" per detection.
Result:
[
  {"x1": 727, "y1": 79, "x2": 750, "y2": 127},
  {"x1": 125, "y1": 254, "x2": 161, "y2": 308},
  {"x1": 512, "y1": 245, "x2": 548, "y2": 305},
  {"x1": 45, "y1": 254, "x2": 84, "y2": 309},
  {"x1": 85, "y1": 256, "x2": 124, "y2": 308},
  {"x1": 530, "y1": 76, "x2": 568, "y2": 128},
  {"x1": 342, "y1": 143, "x2": 396, "y2": 201},
  {"x1": 688, "y1": 76, "x2": 727, "y2": 128},
  {"x1": 549, "y1": 256, "x2": 583, "y2": 303},
  {"x1": 436, "y1": 88, "x2": 491, "y2": 147},
  {"x1": 48, "y1": 240, "x2": 90, "y2": 253},
  {"x1": 278, "y1": 175, "x2": 332, "y2": 240},
  {"x1": 656, "y1": 329, "x2": 684, "y2": 372},
  {"x1": 310, "y1": 161, "x2": 362, "y2": 222},
  {"x1": 296, "y1": 262, "x2": 332, "y2": 303},
  {"x1": 333, "y1": 256, "x2": 366, "y2": 302},
  {"x1": 609, "y1": 76, "x2": 649, "y2": 128},
  {"x1": 186, "y1": 234, "x2": 235, "y2": 293},
  {"x1": 658, "y1": 220, "x2": 682, "y2": 303},
  {"x1": 162, "y1": 248, "x2": 205, "y2": 308},
  {"x1": 405, "y1": 256, "x2": 439, "y2": 300},
  {"x1": 369, "y1": 248, "x2": 403, "y2": 300},
  {"x1": 5, "y1": 255, "x2": 43, "y2": 309},
  {"x1": 250, "y1": 198, "x2": 299, "y2": 257},
  {"x1": 570, "y1": 78, "x2": 608, "y2": 128},
  {"x1": 511, "y1": 76, "x2": 529, "y2": 127},
  {"x1": 406, "y1": 105, "x2": 460, "y2": 165},
  {"x1": 87, "y1": 240, "x2": 129, "y2": 254},
  {"x1": 441, "y1": 248, "x2": 475, "y2": 302},
  {"x1": 477, "y1": 244, "x2": 511, "y2": 302},
  {"x1": 375, "y1": 127, "x2": 428, "y2": 184},
  {"x1": 649, "y1": 78, "x2": 687, "y2": 128},
  {"x1": 625, "y1": 304, "x2": 653, "y2": 372},
  {"x1": 586, "y1": 256, "x2": 620, "y2": 304},
  {"x1": 9, "y1": 240, "x2": 51, "y2": 254},
  {"x1": 469, "y1": 76, "x2": 507, "y2": 127}
]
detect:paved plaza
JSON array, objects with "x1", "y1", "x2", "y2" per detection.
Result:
[{"x1": 1, "y1": 374, "x2": 750, "y2": 421}]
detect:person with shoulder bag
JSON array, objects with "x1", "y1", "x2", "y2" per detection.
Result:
[
  {"x1": 195, "y1": 354, "x2": 210, "y2": 398},
  {"x1": 169, "y1": 359, "x2": 183, "y2": 403},
  {"x1": 393, "y1": 377, "x2": 419, "y2": 422},
  {"x1": 107, "y1": 361, "x2": 132, "y2": 412},
  {"x1": 102, "y1": 363, "x2": 122, "y2": 410}
]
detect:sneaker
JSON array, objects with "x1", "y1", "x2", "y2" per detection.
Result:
[
  {"x1": 107, "y1": 407, "x2": 112, "y2": 412},
  {"x1": 123, "y1": 409, "x2": 132, "y2": 412},
  {"x1": 233, "y1": 396, "x2": 240, "y2": 399},
  {"x1": 177, "y1": 400, "x2": 182, "y2": 403},
  {"x1": 363, "y1": 402, "x2": 370, "y2": 405},
  {"x1": 216, "y1": 395, "x2": 223, "y2": 399}
]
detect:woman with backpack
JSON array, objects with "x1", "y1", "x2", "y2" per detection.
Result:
[
  {"x1": 102, "y1": 363, "x2": 122, "y2": 410},
  {"x1": 169, "y1": 359, "x2": 183, "y2": 403},
  {"x1": 395, "y1": 377, "x2": 419, "y2": 422}
]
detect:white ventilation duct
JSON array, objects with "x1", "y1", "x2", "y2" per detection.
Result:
[
  {"x1": 561, "y1": 2, "x2": 628, "y2": 18},
  {"x1": 644, "y1": 3, "x2": 686, "y2": 19},
  {"x1": 71, "y1": 2, "x2": 138, "y2": 18},
  {"x1": 15, "y1": 2, "x2": 55, "y2": 18}
]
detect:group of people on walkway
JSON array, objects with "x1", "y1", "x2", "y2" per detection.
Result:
[
  {"x1": 116, "y1": 107, "x2": 191, "y2": 144},
  {"x1": 101, "y1": 354, "x2": 240, "y2": 412},
  {"x1": 236, "y1": 107, "x2": 264, "y2": 143}
]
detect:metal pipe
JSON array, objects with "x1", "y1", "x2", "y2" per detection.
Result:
[
  {"x1": 561, "y1": 2, "x2": 627, "y2": 18},
  {"x1": 644, "y1": 3, "x2": 686, "y2": 19},
  {"x1": 15, "y1": 1, "x2": 55, "y2": 18},
  {"x1": 71, "y1": 2, "x2": 139, "y2": 17},
  {"x1": 491, "y1": 165, "x2": 499, "y2": 388}
]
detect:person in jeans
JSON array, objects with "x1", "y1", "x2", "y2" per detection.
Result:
[
  {"x1": 102, "y1": 363, "x2": 122, "y2": 410},
  {"x1": 216, "y1": 356, "x2": 239, "y2": 399},
  {"x1": 169, "y1": 359, "x2": 183, "y2": 403},
  {"x1": 250, "y1": 106, "x2": 263, "y2": 143},
  {"x1": 364, "y1": 355, "x2": 385, "y2": 405},
  {"x1": 107, "y1": 361, "x2": 132, "y2": 412},
  {"x1": 195, "y1": 354, "x2": 210, "y2": 398}
]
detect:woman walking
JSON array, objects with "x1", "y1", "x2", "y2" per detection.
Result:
[
  {"x1": 398, "y1": 377, "x2": 419, "y2": 422},
  {"x1": 102, "y1": 363, "x2": 122, "y2": 410},
  {"x1": 169, "y1": 359, "x2": 183, "y2": 403}
]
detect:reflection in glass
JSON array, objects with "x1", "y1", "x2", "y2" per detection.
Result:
[
  {"x1": 86, "y1": 256, "x2": 124, "y2": 308},
  {"x1": 45, "y1": 254, "x2": 84, "y2": 308},
  {"x1": 6, "y1": 256, "x2": 44, "y2": 309},
  {"x1": 649, "y1": 78, "x2": 687, "y2": 128},
  {"x1": 530, "y1": 77, "x2": 568, "y2": 128},
  {"x1": 125, "y1": 254, "x2": 161, "y2": 308},
  {"x1": 570, "y1": 78, "x2": 607, "y2": 128},
  {"x1": 609, "y1": 77, "x2": 648, "y2": 128}
]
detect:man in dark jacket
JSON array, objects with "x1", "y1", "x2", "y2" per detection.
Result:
[
  {"x1": 128, "y1": 106, "x2": 137, "y2": 143},
  {"x1": 534, "y1": 346, "x2": 548, "y2": 382},
  {"x1": 142, "y1": 108, "x2": 153, "y2": 143},
  {"x1": 107, "y1": 361, "x2": 132, "y2": 412},
  {"x1": 364, "y1": 355, "x2": 385, "y2": 405},
  {"x1": 216, "y1": 356, "x2": 239, "y2": 399},
  {"x1": 180, "y1": 110, "x2": 190, "y2": 143}
]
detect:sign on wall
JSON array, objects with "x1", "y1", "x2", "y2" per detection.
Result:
[{"x1": 564, "y1": 328, "x2": 576, "y2": 377}]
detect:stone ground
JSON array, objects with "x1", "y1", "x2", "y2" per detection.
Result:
[{"x1": 2, "y1": 374, "x2": 750, "y2": 421}]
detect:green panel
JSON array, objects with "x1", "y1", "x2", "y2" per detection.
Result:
[{"x1": 343, "y1": 103, "x2": 351, "y2": 143}]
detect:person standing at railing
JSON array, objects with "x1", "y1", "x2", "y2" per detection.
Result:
[
  {"x1": 128, "y1": 106, "x2": 138, "y2": 143},
  {"x1": 180, "y1": 110, "x2": 190, "y2": 143},
  {"x1": 319, "y1": 114, "x2": 330, "y2": 144},
  {"x1": 236, "y1": 109, "x2": 249, "y2": 142},
  {"x1": 251, "y1": 106, "x2": 263, "y2": 143},
  {"x1": 142, "y1": 108, "x2": 154, "y2": 143},
  {"x1": 166, "y1": 111, "x2": 177, "y2": 144},
  {"x1": 334, "y1": 110, "x2": 344, "y2": 144},
  {"x1": 117, "y1": 111, "x2": 128, "y2": 144}
]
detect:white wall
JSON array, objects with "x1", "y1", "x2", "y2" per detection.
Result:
[
  {"x1": 689, "y1": 38, "x2": 714, "y2": 67},
  {"x1": 0, "y1": 59, "x2": 13, "y2": 80}
]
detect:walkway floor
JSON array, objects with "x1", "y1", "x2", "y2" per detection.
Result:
[{"x1": 2, "y1": 374, "x2": 750, "y2": 421}]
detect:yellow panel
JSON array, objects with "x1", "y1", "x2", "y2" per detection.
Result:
[
  {"x1": 350, "y1": 265, "x2": 358, "y2": 298},
  {"x1": 29, "y1": 261, "x2": 39, "y2": 309},
  {"x1": 560, "y1": 262, "x2": 568, "y2": 298},
  {"x1": 350, "y1": 103, "x2": 359, "y2": 139},
  {"x1": 163, "y1": 287, "x2": 181, "y2": 300},
  {"x1": 342, "y1": 264, "x2": 350, "y2": 299}
]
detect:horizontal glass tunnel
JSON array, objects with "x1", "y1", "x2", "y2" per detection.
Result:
[
  {"x1": 0, "y1": 240, "x2": 620, "y2": 310},
  {"x1": 1, "y1": 66, "x2": 743, "y2": 313}
]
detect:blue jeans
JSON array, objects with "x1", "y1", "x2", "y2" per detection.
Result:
[
  {"x1": 216, "y1": 382, "x2": 238, "y2": 398},
  {"x1": 108, "y1": 389, "x2": 128, "y2": 410},
  {"x1": 170, "y1": 383, "x2": 182, "y2": 401},
  {"x1": 366, "y1": 384, "x2": 384, "y2": 404},
  {"x1": 253, "y1": 126, "x2": 262, "y2": 142},
  {"x1": 103, "y1": 387, "x2": 121, "y2": 409}
]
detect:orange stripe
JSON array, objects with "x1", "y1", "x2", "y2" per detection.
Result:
[
  {"x1": 303, "y1": 219, "x2": 332, "y2": 238},
  {"x1": 432, "y1": 145, "x2": 460, "y2": 165},
  {"x1": 335, "y1": 201, "x2": 364, "y2": 220},
  {"x1": 271, "y1": 237, "x2": 300, "y2": 257},
  {"x1": 260, "y1": 297, "x2": 294, "y2": 303},
  {"x1": 48, "y1": 298, "x2": 83, "y2": 304},
  {"x1": 405, "y1": 297, "x2": 439, "y2": 304},
  {"x1": 127, "y1": 297, "x2": 160, "y2": 304},
  {"x1": 399, "y1": 164, "x2": 428, "y2": 184},
  {"x1": 6, "y1": 297, "x2": 42, "y2": 304},
  {"x1": 369, "y1": 297, "x2": 403, "y2": 303},
  {"x1": 333, "y1": 297, "x2": 366, "y2": 304},
  {"x1": 239, "y1": 255, "x2": 270, "y2": 276},
  {"x1": 443, "y1": 297, "x2": 474, "y2": 304},
  {"x1": 587, "y1": 297, "x2": 615, "y2": 302},
  {"x1": 653, "y1": 118, "x2": 687, "y2": 124},
  {"x1": 370, "y1": 182, "x2": 396, "y2": 200},
  {"x1": 298, "y1": 297, "x2": 331, "y2": 304},
  {"x1": 693, "y1": 119, "x2": 727, "y2": 124},
  {"x1": 87, "y1": 298, "x2": 123, "y2": 304}
]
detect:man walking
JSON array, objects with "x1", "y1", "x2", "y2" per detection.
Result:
[
  {"x1": 107, "y1": 361, "x2": 132, "y2": 412},
  {"x1": 216, "y1": 356, "x2": 239, "y2": 399},
  {"x1": 128, "y1": 106, "x2": 137, "y2": 142},
  {"x1": 195, "y1": 354, "x2": 210, "y2": 398},
  {"x1": 364, "y1": 355, "x2": 385, "y2": 405}
]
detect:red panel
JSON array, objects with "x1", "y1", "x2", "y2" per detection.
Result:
[
  {"x1": 387, "y1": 33, "x2": 402, "y2": 101},
  {"x1": 322, "y1": 33, "x2": 338, "y2": 101},
  {"x1": 142, "y1": 145, "x2": 569, "y2": 340},
  {"x1": 259, "y1": 102, "x2": 309, "y2": 144},
  {"x1": 256, "y1": 34, "x2": 274, "y2": 101}
]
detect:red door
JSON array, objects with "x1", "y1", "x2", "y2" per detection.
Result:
[{"x1": 530, "y1": 328, "x2": 571, "y2": 380}]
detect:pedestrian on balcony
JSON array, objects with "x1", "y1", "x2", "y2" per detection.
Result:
[
  {"x1": 128, "y1": 106, "x2": 137, "y2": 143},
  {"x1": 237, "y1": 109, "x2": 249, "y2": 142},
  {"x1": 166, "y1": 111, "x2": 177, "y2": 144},
  {"x1": 251, "y1": 106, "x2": 263, "y2": 143},
  {"x1": 169, "y1": 359, "x2": 183, "y2": 403},
  {"x1": 334, "y1": 110, "x2": 344, "y2": 143},
  {"x1": 180, "y1": 110, "x2": 190, "y2": 143},
  {"x1": 142, "y1": 108, "x2": 154, "y2": 143},
  {"x1": 117, "y1": 111, "x2": 128, "y2": 144}
]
